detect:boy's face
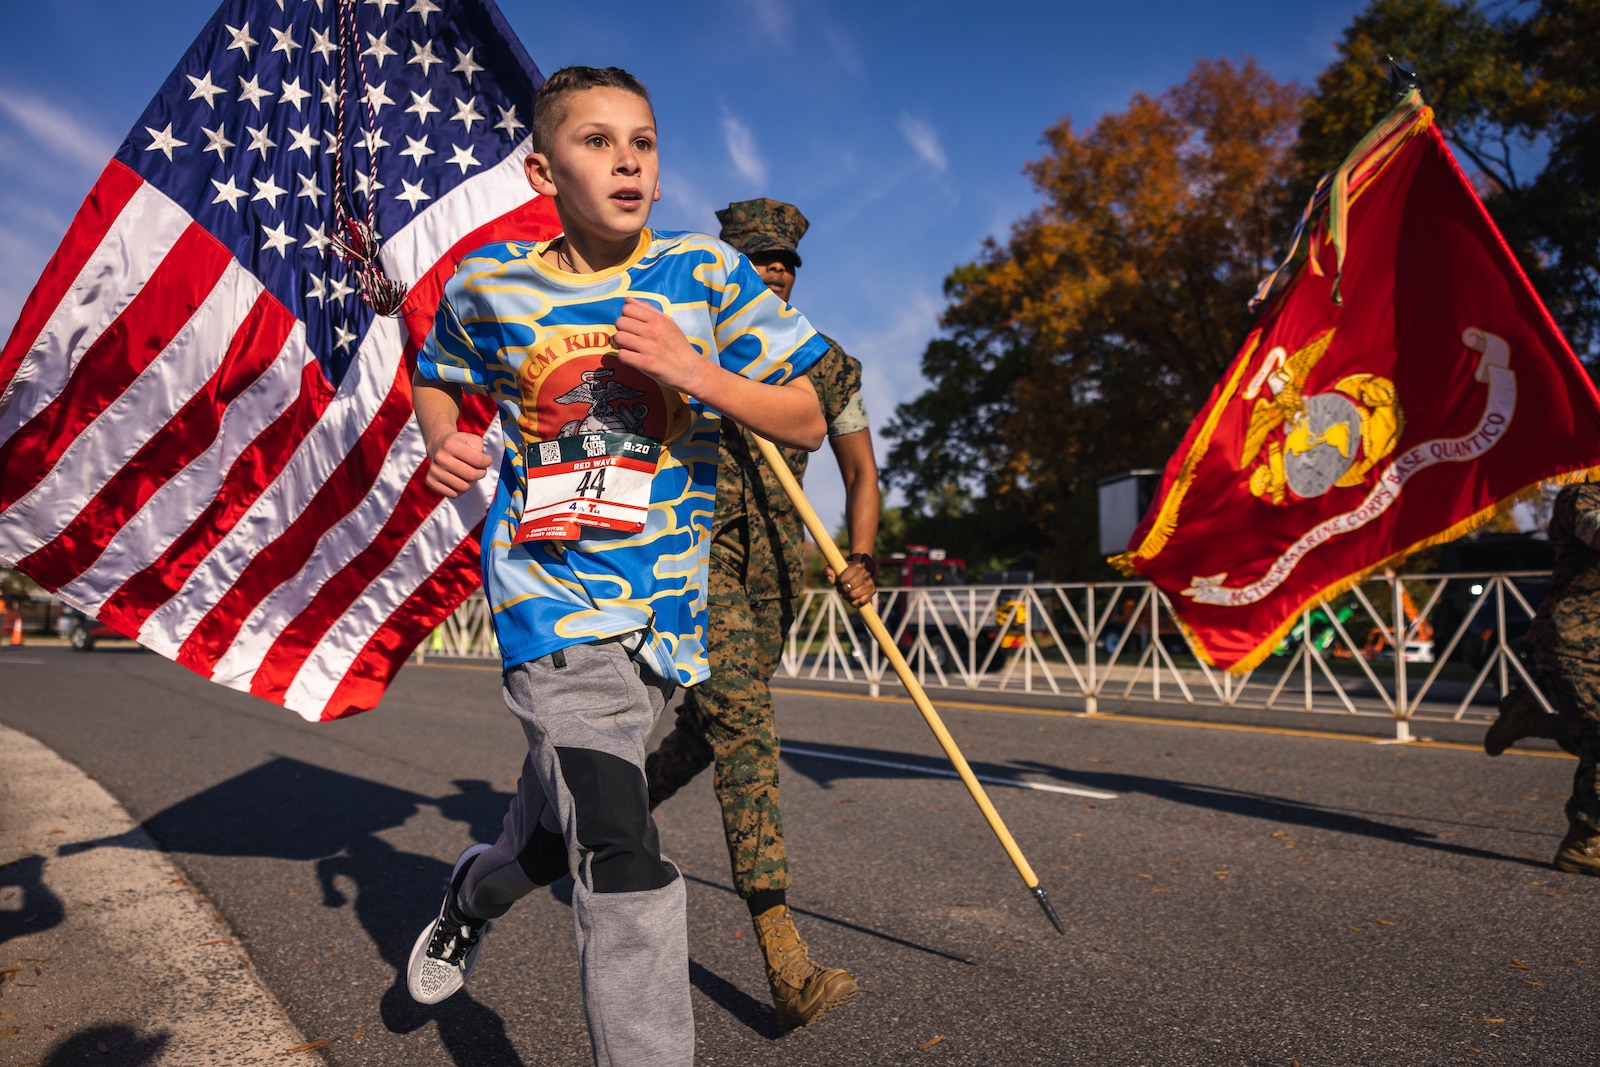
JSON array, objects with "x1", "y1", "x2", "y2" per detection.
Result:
[{"x1": 524, "y1": 87, "x2": 660, "y2": 248}]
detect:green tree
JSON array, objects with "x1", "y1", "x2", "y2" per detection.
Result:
[
  {"x1": 1297, "y1": 0, "x2": 1600, "y2": 358},
  {"x1": 884, "y1": 58, "x2": 1301, "y2": 578}
]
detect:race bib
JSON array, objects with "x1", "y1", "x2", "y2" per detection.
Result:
[{"x1": 513, "y1": 433, "x2": 661, "y2": 543}]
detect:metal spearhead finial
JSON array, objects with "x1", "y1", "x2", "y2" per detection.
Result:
[
  {"x1": 1385, "y1": 55, "x2": 1420, "y2": 99},
  {"x1": 1032, "y1": 885, "x2": 1065, "y2": 936}
]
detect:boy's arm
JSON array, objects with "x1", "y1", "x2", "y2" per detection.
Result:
[
  {"x1": 613, "y1": 299, "x2": 825, "y2": 451},
  {"x1": 413, "y1": 371, "x2": 493, "y2": 498}
]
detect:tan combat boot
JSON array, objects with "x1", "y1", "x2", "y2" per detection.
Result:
[
  {"x1": 1554, "y1": 822, "x2": 1600, "y2": 876},
  {"x1": 1484, "y1": 689, "x2": 1556, "y2": 756},
  {"x1": 752, "y1": 904, "x2": 858, "y2": 1031}
]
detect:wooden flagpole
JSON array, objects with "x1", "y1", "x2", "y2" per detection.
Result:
[{"x1": 751, "y1": 433, "x2": 1064, "y2": 935}]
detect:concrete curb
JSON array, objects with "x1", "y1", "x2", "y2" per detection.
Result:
[{"x1": 0, "y1": 723, "x2": 317, "y2": 1065}]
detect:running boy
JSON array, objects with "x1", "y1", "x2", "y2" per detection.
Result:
[{"x1": 406, "y1": 66, "x2": 828, "y2": 1067}]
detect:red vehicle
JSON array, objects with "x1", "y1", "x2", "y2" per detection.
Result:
[{"x1": 873, "y1": 545, "x2": 966, "y2": 588}]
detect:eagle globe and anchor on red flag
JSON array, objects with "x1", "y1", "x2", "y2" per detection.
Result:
[{"x1": 1187, "y1": 323, "x2": 1517, "y2": 610}]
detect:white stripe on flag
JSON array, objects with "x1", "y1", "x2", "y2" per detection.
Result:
[
  {"x1": 208, "y1": 396, "x2": 428, "y2": 688},
  {"x1": 60, "y1": 329, "x2": 307, "y2": 613},
  {"x1": 0, "y1": 183, "x2": 189, "y2": 446},
  {"x1": 0, "y1": 260, "x2": 259, "y2": 562},
  {"x1": 140, "y1": 315, "x2": 406, "y2": 655},
  {"x1": 283, "y1": 431, "x2": 500, "y2": 716},
  {"x1": 381, "y1": 137, "x2": 537, "y2": 281}
]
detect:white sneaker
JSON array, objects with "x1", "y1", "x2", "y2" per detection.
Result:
[{"x1": 406, "y1": 843, "x2": 491, "y2": 1004}]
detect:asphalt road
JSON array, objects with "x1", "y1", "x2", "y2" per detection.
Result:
[{"x1": 1, "y1": 643, "x2": 1595, "y2": 1066}]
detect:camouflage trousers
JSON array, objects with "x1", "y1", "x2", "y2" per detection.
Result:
[
  {"x1": 1535, "y1": 652, "x2": 1600, "y2": 831},
  {"x1": 645, "y1": 576, "x2": 793, "y2": 898}
]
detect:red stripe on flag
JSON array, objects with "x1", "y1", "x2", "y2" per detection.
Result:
[
  {"x1": 317, "y1": 523, "x2": 487, "y2": 721},
  {"x1": 0, "y1": 161, "x2": 144, "y2": 397},
  {"x1": 175, "y1": 361, "x2": 418, "y2": 675},
  {"x1": 97, "y1": 359, "x2": 334, "y2": 635},
  {"x1": 246, "y1": 400, "x2": 497, "y2": 703},
  {"x1": 16, "y1": 293, "x2": 297, "y2": 590},
  {"x1": 0, "y1": 223, "x2": 233, "y2": 510}
]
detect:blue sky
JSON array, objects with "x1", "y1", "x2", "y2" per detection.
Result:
[{"x1": 0, "y1": 0, "x2": 1370, "y2": 530}]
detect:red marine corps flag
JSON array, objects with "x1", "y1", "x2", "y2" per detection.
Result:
[{"x1": 1117, "y1": 88, "x2": 1600, "y2": 672}]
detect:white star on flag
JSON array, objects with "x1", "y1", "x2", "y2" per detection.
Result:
[
  {"x1": 288, "y1": 124, "x2": 319, "y2": 156},
  {"x1": 363, "y1": 31, "x2": 397, "y2": 65},
  {"x1": 251, "y1": 174, "x2": 288, "y2": 207},
  {"x1": 446, "y1": 143, "x2": 480, "y2": 173},
  {"x1": 188, "y1": 71, "x2": 225, "y2": 106},
  {"x1": 407, "y1": 90, "x2": 439, "y2": 122},
  {"x1": 310, "y1": 27, "x2": 337, "y2": 63},
  {"x1": 270, "y1": 25, "x2": 301, "y2": 58},
  {"x1": 364, "y1": 81, "x2": 395, "y2": 115},
  {"x1": 202, "y1": 124, "x2": 235, "y2": 161},
  {"x1": 226, "y1": 22, "x2": 258, "y2": 59},
  {"x1": 260, "y1": 220, "x2": 297, "y2": 257},
  {"x1": 144, "y1": 123, "x2": 187, "y2": 161},
  {"x1": 238, "y1": 74, "x2": 272, "y2": 109},
  {"x1": 400, "y1": 134, "x2": 434, "y2": 165},
  {"x1": 453, "y1": 47, "x2": 484, "y2": 83},
  {"x1": 494, "y1": 105, "x2": 524, "y2": 137},
  {"x1": 452, "y1": 96, "x2": 484, "y2": 131},
  {"x1": 297, "y1": 172, "x2": 325, "y2": 205},
  {"x1": 246, "y1": 124, "x2": 278, "y2": 158},
  {"x1": 397, "y1": 178, "x2": 432, "y2": 210},
  {"x1": 210, "y1": 175, "x2": 247, "y2": 208},
  {"x1": 304, "y1": 222, "x2": 331, "y2": 253},
  {"x1": 409, "y1": 40, "x2": 443, "y2": 75},
  {"x1": 280, "y1": 77, "x2": 311, "y2": 110},
  {"x1": 409, "y1": 0, "x2": 441, "y2": 24}
]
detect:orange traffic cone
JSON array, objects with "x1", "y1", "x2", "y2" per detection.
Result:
[{"x1": 10, "y1": 615, "x2": 23, "y2": 646}]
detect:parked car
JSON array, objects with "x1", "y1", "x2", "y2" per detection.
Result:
[{"x1": 62, "y1": 608, "x2": 129, "y2": 651}]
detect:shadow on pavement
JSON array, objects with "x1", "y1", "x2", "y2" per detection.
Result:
[
  {"x1": 67, "y1": 758, "x2": 529, "y2": 1067},
  {"x1": 780, "y1": 742, "x2": 1548, "y2": 869},
  {"x1": 689, "y1": 958, "x2": 781, "y2": 1039},
  {"x1": 679, "y1": 872, "x2": 971, "y2": 965},
  {"x1": 0, "y1": 853, "x2": 64, "y2": 946},
  {"x1": 37, "y1": 1023, "x2": 168, "y2": 1065}
]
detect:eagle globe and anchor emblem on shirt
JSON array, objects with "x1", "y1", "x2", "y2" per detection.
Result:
[{"x1": 1237, "y1": 329, "x2": 1405, "y2": 505}]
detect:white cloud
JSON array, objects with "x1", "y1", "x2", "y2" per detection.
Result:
[
  {"x1": 720, "y1": 111, "x2": 768, "y2": 186},
  {"x1": 898, "y1": 115, "x2": 947, "y2": 173},
  {"x1": 0, "y1": 87, "x2": 118, "y2": 174},
  {"x1": 744, "y1": 0, "x2": 790, "y2": 42},
  {"x1": 822, "y1": 22, "x2": 863, "y2": 76}
]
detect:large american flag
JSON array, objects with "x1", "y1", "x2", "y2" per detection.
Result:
[{"x1": 0, "y1": 0, "x2": 559, "y2": 721}]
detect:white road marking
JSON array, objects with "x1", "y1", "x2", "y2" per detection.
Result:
[{"x1": 781, "y1": 744, "x2": 1119, "y2": 799}]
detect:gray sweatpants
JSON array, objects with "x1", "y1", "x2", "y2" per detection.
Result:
[{"x1": 459, "y1": 637, "x2": 693, "y2": 1067}]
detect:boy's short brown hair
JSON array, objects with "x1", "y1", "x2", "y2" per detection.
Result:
[{"x1": 531, "y1": 66, "x2": 653, "y2": 155}]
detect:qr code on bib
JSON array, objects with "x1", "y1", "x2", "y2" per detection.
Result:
[{"x1": 538, "y1": 441, "x2": 560, "y2": 465}]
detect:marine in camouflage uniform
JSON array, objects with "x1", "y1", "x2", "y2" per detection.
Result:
[
  {"x1": 1484, "y1": 482, "x2": 1600, "y2": 874},
  {"x1": 644, "y1": 199, "x2": 880, "y2": 1029}
]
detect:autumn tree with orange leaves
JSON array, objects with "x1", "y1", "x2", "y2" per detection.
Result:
[{"x1": 884, "y1": 58, "x2": 1300, "y2": 578}]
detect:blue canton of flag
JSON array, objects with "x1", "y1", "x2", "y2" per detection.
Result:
[
  {"x1": 118, "y1": 0, "x2": 542, "y2": 382},
  {"x1": 0, "y1": 0, "x2": 563, "y2": 721}
]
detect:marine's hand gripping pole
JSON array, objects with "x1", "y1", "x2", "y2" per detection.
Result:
[{"x1": 751, "y1": 433, "x2": 1065, "y2": 935}]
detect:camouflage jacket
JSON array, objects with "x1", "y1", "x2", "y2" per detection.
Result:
[
  {"x1": 1531, "y1": 483, "x2": 1600, "y2": 663},
  {"x1": 714, "y1": 336, "x2": 868, "y2": 602}
]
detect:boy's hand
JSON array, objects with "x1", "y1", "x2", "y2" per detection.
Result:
[
  {"x1": 425, "y1": 431, "x2": 493, "y2": 498},
  {"x1": 613, "y1": 298, "x2": 708, "y2": 396}
]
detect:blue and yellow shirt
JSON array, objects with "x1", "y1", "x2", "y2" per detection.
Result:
[{"x1": 417, "y1": 228, "x2": 828, "y2": 683}]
